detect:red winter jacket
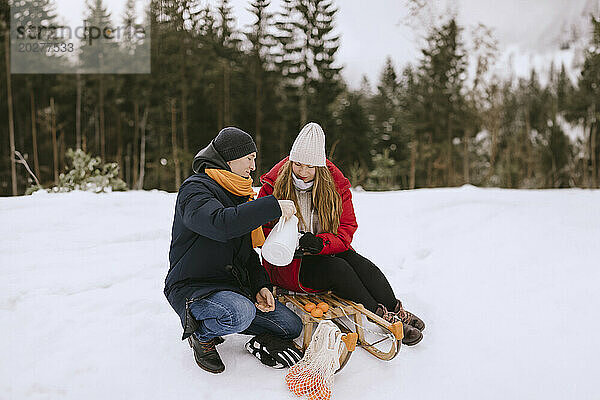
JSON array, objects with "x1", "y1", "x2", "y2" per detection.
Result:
[{"x1": 257, "y1": 157, "x2": 358, "y2": 292}]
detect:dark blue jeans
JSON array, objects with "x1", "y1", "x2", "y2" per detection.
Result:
[{"x1": 188, "y1": 290, "x2": 303, "y2": 342}]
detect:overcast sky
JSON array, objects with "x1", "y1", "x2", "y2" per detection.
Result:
[{"x1": 51, "y1": 0, "x2": 586, "y2": 86}]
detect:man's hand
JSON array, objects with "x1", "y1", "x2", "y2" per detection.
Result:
[
  {"x1": 255, "y1": 287, "x2": 275, "y2": 312},
  {"x1": 278, "y1": 200, "x2": 296, "y2": 219}
]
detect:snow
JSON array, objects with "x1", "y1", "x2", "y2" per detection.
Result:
[{"x1": 2, "y1": 187, "x2": 600, "y2": 399}]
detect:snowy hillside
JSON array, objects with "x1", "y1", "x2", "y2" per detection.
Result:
[{"x1": 1, "y1": 187, "x2": 600, "y2": 400}]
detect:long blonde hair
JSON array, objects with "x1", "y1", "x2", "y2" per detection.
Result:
[{"x1": 273, "y1": 161, "x2": 343, "y2": 234}]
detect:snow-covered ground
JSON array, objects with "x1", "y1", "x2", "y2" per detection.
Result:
[{"x1": 1, "y1": 187, "x2": 599, "y2": 400}]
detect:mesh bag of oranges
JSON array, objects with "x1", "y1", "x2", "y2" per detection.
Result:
[{"x1": 285, "y1": 320, "x2": 342, "y2": 400}]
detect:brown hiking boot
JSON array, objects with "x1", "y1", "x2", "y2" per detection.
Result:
[
  {"x1": 393, "y1": 300, "x2": 425, "y2": 331},
  {"x1": 375, "y1": 303, "x2": 399, "y2": 324},
  {"x1": 375, "y1": 303, "x2": 423, "y2": 346},
  {"x1": 188, "y1": 335, "x2": 225, "y2": 374}
]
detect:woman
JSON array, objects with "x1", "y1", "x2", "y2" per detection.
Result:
[{"x1": 258, "y1": 122, "x2": 425, "y2": 346}]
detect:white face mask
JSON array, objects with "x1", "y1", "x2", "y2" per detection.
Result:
[{"x1": 292, "y1": 172, "x2": 314, "y2": 191}]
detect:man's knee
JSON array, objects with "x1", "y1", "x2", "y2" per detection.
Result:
[
  {"x1": 222, "y1": 295, "x2": 256, "y2": 332},
  {"x1": 277, "y1": 304, "x2": 303, "y2": 339},
  {"x1": 288, "y1": 313, "x2": 303, "y2": 339}
]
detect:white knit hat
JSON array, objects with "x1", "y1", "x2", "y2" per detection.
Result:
[{"x1": 289, "y1": 122, "x2": 326, "y2": 167}]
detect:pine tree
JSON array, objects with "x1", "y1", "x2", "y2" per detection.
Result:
[
  {"x1": 79, "y1": 0, "x2": 119, "y2": 72},
  {"x1": 572, "y1": 16, "x2": 600, "y2": 188},
  {"x1": 366, "y1": 57, "x2": 410, "y2": 188},
  {"x1": 415, "y1": 18, "x2": 468, "y2": 186},
  {"x1": 540, "y1": 62, "x2": 573, "y2": 188},
  {"x1": 328, "y1": 89, "x2": 372, "y2": 180},
  {"x1": 245, "y1": 0, "x2": 277, "y2": 176},
  {"x1": 215, "y1": 0, "x2": 242, "y2": 126},
  {"x1": 274, "y1": 0, "x2": 342, "y2": 139}
]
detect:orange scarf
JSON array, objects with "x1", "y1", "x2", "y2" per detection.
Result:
[{"x1": 205, "y1": 168, "x2": 265, "y2": 247}]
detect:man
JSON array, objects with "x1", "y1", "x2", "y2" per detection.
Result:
[{"x1": 164, "y1": 127, "x2": 303, "y2": 374}]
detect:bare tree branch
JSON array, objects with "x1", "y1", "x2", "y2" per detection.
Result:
[{"x1": 14, "y1": 150, "x2": 42, "y2": 188}]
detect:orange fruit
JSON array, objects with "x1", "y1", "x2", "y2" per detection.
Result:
[
  {"x1": 304, "y1": 302, "x2": 316, "y2": 312},
  {"x1": 316, "y1": 302, "x2": 329, "y2": 313},
  {"x1": 288, "y1": 377, "x2": 304, "y2": 396},
  {"x1": 311, "y1": 308, "x2": 323, "y2": 318},
  {"x1": 308, "y1": 391, "x2": 320, "y2": 400},
  {"x1": 321, "y1": 386, "x2": 332, "y2": 400}
]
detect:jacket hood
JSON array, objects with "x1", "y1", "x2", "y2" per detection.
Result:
[
  {"x1": 260, "y1": 156, "x2": 351, "y2": 192},
  {"x1": 192, "y1": 141, "x2": 231, "y2": 173}
]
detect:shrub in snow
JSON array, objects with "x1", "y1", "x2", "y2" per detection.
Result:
[
  {"x1": 365, "y1": 149, "x2": 400, "y2": 191},
  {"x1": 32, "y1": 149, "x2": 127, "y2": 194}
]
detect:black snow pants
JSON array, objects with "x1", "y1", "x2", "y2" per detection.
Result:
[{"x1": 299, "y1": 249, "x2": 397, "y2": 313}]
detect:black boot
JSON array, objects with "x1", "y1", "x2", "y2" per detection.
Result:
[
  {"x1": 188, "y1": 335, "x2": 225, "y2": 374},
  {"x1": 393, "y1": 300, "x2": 426, "y2": 331},
  {"x1": 214, "y1": 336, "x2": 225, "y2": 345}
]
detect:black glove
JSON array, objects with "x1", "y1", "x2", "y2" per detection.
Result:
[
  {"x1": 299, "y1": 232, "x2": 324, "y2": 254},
  {"x1": 245, "y1": 333, "x2": 303, "y2": 368}
]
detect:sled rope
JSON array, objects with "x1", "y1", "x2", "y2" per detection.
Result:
[{"x1": 333, "y1": 304, "x2": 396, "y2": 346}]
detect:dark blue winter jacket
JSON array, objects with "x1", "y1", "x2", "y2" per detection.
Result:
[{"x1": 164, "y1": 142, "x2": 281, "y2": 340}]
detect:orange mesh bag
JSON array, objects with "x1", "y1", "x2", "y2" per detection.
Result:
[{"x1": 285, "y1": 320, "x2": 342, "y2": 400}]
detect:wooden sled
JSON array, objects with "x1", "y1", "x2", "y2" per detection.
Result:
[{"x1": 275, "y1": 288, "x2": 404, "y2": 371}]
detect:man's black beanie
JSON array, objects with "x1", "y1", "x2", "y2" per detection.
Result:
[{"x1": 212, "y1": 127, "x2": 257, "y2": 162}]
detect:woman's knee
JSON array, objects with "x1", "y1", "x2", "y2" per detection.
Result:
[{"x1": 325, "y1": 258, "x2": 359, "y2": 287}]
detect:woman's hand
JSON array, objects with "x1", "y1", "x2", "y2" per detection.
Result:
[
  {"x1": 255, "y1": 287, "x2": 275, "y2": 312},
  {"x1": 278, "y1": 200, "x2": 296, "y2": 219},
  {"x1": 299, "y1": 232, "x2": 324, "y2": 254}
]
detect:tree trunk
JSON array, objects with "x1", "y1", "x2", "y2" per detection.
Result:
[
  {"x1": 59, "y1": 129, "x2": 65, "y2": 173},
  {"x1": 300, "y1": 78, "x2": 308, "y2": 127},
  {"x1": 157, "y1": 107, "x2": 165, "y2": 189},
  {"x1": 99, "y1": 76, "x2": 105, "y2": 160},
  {"x1": 181, "y1": 87, "x2": 188, "y2": 175},
  {"x1": 5, "y1": 32, "x2": 17, "y2": 195},
  {"x1": 463, "y1": 129, "x2": 470, "y2": 184},
  {"x1": 426, "y1": 133, "x2": 433, "y2": 187},
  {"x1": 447, "y1": 115, "x2": 454, "y2": 186},
  {"x1": 279, "y1": 120, "x2": 286, "y2": 157},
  {"x1": 525, "y1": 110, "x2": 533, "y2": 183},
  {"x1": 137, "y1": 106, "x2": 148, "y2": 190},
  {"x1": 486, "y1": 114, "x2": 499, "y2": 183},
  {"x1": 76, "y1": 74, "x2": 82, "y2": 149},
  {"x1": 551, "y1": 152, "x2": 558, "y2": 188},
  {"x1": 255, "y1": 64, "x2": 263, "y2": 176},
  {"x1": 409, "y1": 137, "x2": 417, "y2": 189},
  {"x1": 125, "y1": 143, "x2": 132, "y2": 187},
  {"x1": 50, "y1": 97, "x2": 59, "y2": 185},
  {"x1": 224, "y1": 61, "x2": 230, "y2": 125},
  {"x1": 217, "y1": 75, "x2": 224, "y2": 129},
  {"x1": 180, "y1": 49, "x2": 189, "y2": 177},
  {"x1": 171, "y1": 98, "x2": 181, "y2": 189},
  {"x1": 591, "y1": 122, "x2": 597, "y2": 188},
  {"x1": 116, "y1": 112, "x2": 123, "y2": 178},
  {"x1": 94, "y1": 109, "x2": 99, "y2": 156},
  {"x1": 29, "y1": 85, "x2": 40, "y2": 181},
  {"x1": 133, "y1": 101, "x2": 139, "y2": 186}
]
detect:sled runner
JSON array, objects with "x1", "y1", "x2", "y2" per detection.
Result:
[{"x1": 275, "y1": 288, "x2": 404, "y2": 370}]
